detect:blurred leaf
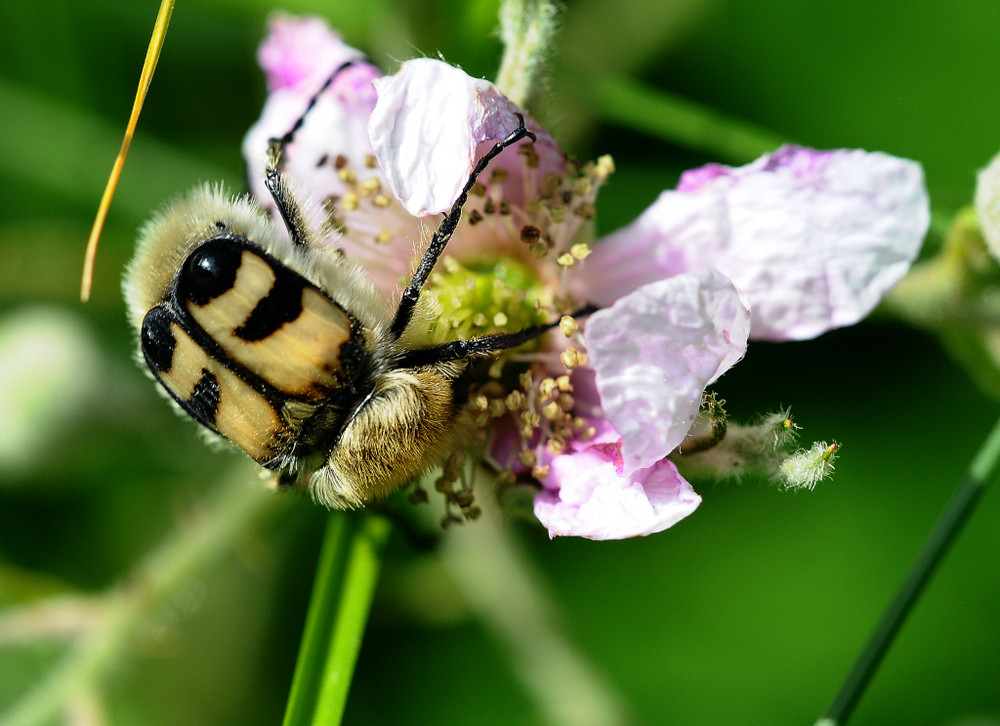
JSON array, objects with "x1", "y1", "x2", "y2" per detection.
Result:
[{"x1": 0, "y1": 78, "x2": 235, "y2": 222}]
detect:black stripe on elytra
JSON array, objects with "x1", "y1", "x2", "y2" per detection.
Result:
[
  {"x1": 171, "y1": 235, "x2": 374, "y2": 389},
  {"x1": 233, "y1": 261, "x2": 307, "y2": 342},
  {"x1": 185, "y1": 369, "x2": 222, "y2": 428},
  {"x1": 140, "y1": 304, "x2": 223, "y2": 434},
  {"x1": 140, "y1": 305, "x2": 177, "y2": 373},
  {"x1": 149, "y1": 234, "x2": 380, "y2": 459}
]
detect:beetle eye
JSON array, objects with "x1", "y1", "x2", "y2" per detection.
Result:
[{"x1": 181, "y1": 237, "x2": 242, "y2": 305}]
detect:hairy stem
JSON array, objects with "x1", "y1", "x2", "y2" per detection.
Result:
[{"x1": 496, "y1": 0, "x2": 560, "y2": 108}]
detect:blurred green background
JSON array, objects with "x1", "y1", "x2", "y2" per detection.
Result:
[{"x1": 1, "y1": 1, "x2": 999, "y2": 725}]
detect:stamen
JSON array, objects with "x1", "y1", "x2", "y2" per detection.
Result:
[
  {"x1": 520, "y1": 225, "x2": 541, "y2": 244},
  {"x1": 541, "y1": 401, "x2": 561, "y2": 420},
  {"x1": 546, "y1": 438, "x2": 566, "y2": 455},
  {"x1": 531, "y1": 464, "x2": 550, "y2": 480},
  {"x1": 519, "y1": 144, "x2": 540, "y2": 168},
  {"x1": 559, "y1": 315, "x2": 578, "y2": 336},
  {"x1": 341, "y1": 192, "x2": 359, "y2": 211},
  {"x1": 541, "y1": 173, "x2": 561, "y2": 198},
  {"x1": 358, "y1": 177, "x2": 380, "y2": 195}
]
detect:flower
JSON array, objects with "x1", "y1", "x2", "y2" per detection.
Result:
[{"x1": 243, "y1": 15, "x2": 929, "y2": 540}]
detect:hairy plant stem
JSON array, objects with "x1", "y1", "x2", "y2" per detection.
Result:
[{"x1": 496, "y1": 0, "x2": 559, "y2": 108}]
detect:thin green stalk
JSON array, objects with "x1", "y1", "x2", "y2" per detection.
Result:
[
  {"x1": 282, "y1": 511, "x2": 391, "y2": 726},
  {"x1": 566, "y1": 68, "x2": 789, "y2": 164},
  {"x1": 815, "y1": 415, "x2": 1000, "y2": 726},
  {"x1": 442, "y1": 503, "x2": 631, "y2": 726},
  {"x1": 0, "y1": 466, "x2": 281, "y2": 726}
]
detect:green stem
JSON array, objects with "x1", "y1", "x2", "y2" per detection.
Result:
[
  {"x1": 495, "y1": 0, "x2": 559, "y2": 108},
  {"x1": 568, "y1": 69, "x2": 789, "y2": 164},
  {"x1": 0, "y1": 466, "x2": 282, "y2": 726},
  {"x1": 442, "y1": 502, "x2": 631, "y2": 726},
  {"x1": 815, "y1": 415, "x2": 1000, "y2": 726},
  {"x1": 282, "y1": 511, "x2": 391, "y2": 726}
]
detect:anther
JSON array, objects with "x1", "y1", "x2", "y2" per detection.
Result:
[{"x1": 520, "y1": 225, "x2": 541, "y2": 244}]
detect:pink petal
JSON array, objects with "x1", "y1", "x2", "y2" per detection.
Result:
[
  {"x1": 534, "y1": 452, "x2": 701, "y2": 540},
  {"x1": 257, "y1": 15, "x2": 368, "y2": 94},
  {"x1": 577, "y1": 145, "x2": 929, "y2": 341},
  {"x1": 585, "y1": 268, "x2": 750, "y2": 475},
  {"x1": 242, "y1": 18, "x2": 414, "y2": 291},
  {"x1": 571, "y1": 190, "x2": 726, "y2": 304},
  {"x1": 242, "y1": 62, "x2": 380, "y2": 210},
  {"x1": 369, "y1": 58, "x2": 556, "y2": 217},
  {"x1": 243, "y1": 16, "x2": 379, "y2": 210}
]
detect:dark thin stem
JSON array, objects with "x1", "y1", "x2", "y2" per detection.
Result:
[{"x1": 817, "y1": 415, "x2": 1000, "y2": 726}]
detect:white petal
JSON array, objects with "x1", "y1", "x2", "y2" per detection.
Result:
[
  {"x1": 242, "y1": 66, "x2": 379, "y2": 213},
  {"x1": 585, "y1": 268, "x2": 750, "y2": 474},
  {"x1": 369, "y1": 58, "x2": 526, "y2": 217},
  {"x1": 577, "y1": 146, "x2": 929, "y2": 341},
  {"x1": 534, "y1": 454, "x2": 702, "y2": 540}
]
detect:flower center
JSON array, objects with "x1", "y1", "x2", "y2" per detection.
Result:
[{"x1": 423, "y1": 255, "x2": 551, "y2": 345}]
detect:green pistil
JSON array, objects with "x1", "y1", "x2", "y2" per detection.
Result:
[{"x1": 423, "y1": 256, "x2": 550, "y2": 344}]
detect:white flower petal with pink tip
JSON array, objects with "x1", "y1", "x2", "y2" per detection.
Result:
[
  {"x1": 370, "y1": 58, "x2": 531, "y2": 217},
  {"x1": 578, "y1": 145, "x2": 929, "y2": 341},
  {"x1": 241, "y1": 15, "x2": 930, "y2": 540},
  {"x1": 534, "y1": 451, "x2": 701, "y2": 540},
  {"x1": 585, "y1": 268, "x2": 750, "y2": 475},
  {"x1": 242, "y1": 18, "x2": 380, "y2": 224},
  {"x1": 257, "y1": 14, "x2": 367, "y2": 93}
]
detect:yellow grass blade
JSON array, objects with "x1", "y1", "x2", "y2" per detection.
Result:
[{"x1": 80, "y1": 0, "x2": 175, "y2": 302}]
